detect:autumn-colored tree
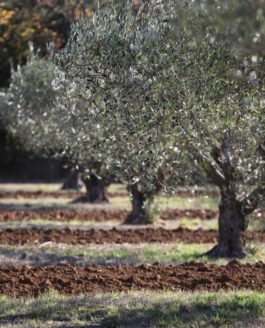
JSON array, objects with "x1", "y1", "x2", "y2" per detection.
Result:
[{"x1": 0, "y1": 0, "x2": 94, "y2": 87}]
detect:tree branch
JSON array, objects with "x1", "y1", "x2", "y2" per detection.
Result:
[{"x1": 241, "y1": 186, "x2": 265, "y2": 215}]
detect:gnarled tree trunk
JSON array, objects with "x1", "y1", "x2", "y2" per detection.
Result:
[
  {"x1": 206, "y1": 190, "x2": 247, "y2": 258},
  {"x1": 123, "y1": 183, "x2": 155, "y2": 225},
  {"x1": 73, "y1": 174, "x2": 108, "y2": 203},
  {"x1": 83, "y1": 174, "x2": 109, "y2": 203},
  {"x1": 202, "y1": 141, "x2": 263, "y2": 259},
  {"x1": 61, "y1": 170, "x2": 83, "y2": 190}
]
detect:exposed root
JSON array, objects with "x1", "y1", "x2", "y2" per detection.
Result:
[{"x1": 205, "y1": 243, "x2": 249, "y2": 259}]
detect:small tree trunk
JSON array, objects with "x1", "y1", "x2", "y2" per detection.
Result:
[
  {"x1": 61, "y1": 170, "x2": 83, "y2": 190},
  {"x1": 82, "y1": 174, "x2": 109, "y2": 203},
  {"x1": 123, "y1": 183, "x2": 155, "y2": 225},
  {"x1": 206, "y1": 190, "x2": 247, "y2": 258}
]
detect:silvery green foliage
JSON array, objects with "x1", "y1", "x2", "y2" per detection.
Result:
[
  {"x1": 191, "y1": 0, "x2": 265, "y2": 58},
  {"x1": 52, "y1": 0, "x2": 264, "y2": 204},
  {"x1": 52, "y1": 0, "x2": 191, "y2": 192},
  {"x1": 52, "y1": 77, "x2": 109, "y2": 177},
  {"x1": 0, "y1": 46, "x2": 63, "y2": 156},
  {"x1": 175, "y1": 47, "x2": 264, "y2": 208},
  {"x1": 0, "y1": 46, "x2": 109, "y2": 180},
  {"x1": 171, "y1": 0, "x2": 265, "y2": 208}
]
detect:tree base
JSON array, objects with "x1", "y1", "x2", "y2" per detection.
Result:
[
  {"x1": 123, "y1": 212, "x2": 152, "y2": 225},
  {"x1": 204, "y1": 243, "x2": 248, "y2": 259},
  {"x1": 72, "y1": 195, "x2": 109, "y2": 204}
]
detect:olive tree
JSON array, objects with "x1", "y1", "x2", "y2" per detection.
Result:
[
  {"x1": 178, "y1": 0, "x2": 265, "y2": 257},
  {"x1": 0, "y1": 47, "x2": 63, "y2": 158},
  {"x1": 52, "y1": 78, "x2": 112, "y2": 202},
  {"x1": 52, "y1": 0, "x2": 182, "y2": 223},
  {"x1": 0, "y1": 48, "x2": 108, "y2": 197},
  {"x1": 0, "y1": 48, "x2": 83, "y2": 188},
  {"x1": 52, "y1": 0, "x2": 264, "y2": 255},
  {"x1": 174, "y1": 47, "x2": 264, "y2": 257}
]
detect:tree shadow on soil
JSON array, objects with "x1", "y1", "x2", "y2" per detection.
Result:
[{"x1": 102, "y1": 301, "x2": 264, "y2": 327}]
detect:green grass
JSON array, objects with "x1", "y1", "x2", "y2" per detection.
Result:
[
  {"x1": 0, "y1": 183, "x2": 63, "y2": 192},
  {"x1": 0, "y1": 243, "x2": 264, "y2": 266},
  {"x1": 0, "y1": 290, "x2": 264, "y2": 327},
  {"x1": 0, "y1": 217, "x2": 218, "y2": 230},
  {"x1": 0, "y1": 197, "x2": 70, "y2": 206},
  {"x1": 0, "y1": 183, "x2": 127, "y2": 194},
  {"x1": 177, "y1": 217, "x2": 218, "y2": 230},
  {"x1": 0, "y1": 193, "x2": 219, "y2": 210},
  {"x1": 156, "y1": 195, "x2": 219, "y2": 209},
  {"x1": 0, "y1": 219, "x2": 120, "y2": 229},
  {"x1": 114, "y1": 195, "x2": 219, "y2": 209},
  {"x1": 108, "y1": 183, "x2": 127, "y2": 193}
]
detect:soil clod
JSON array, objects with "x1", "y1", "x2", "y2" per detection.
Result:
[{"x1": 0, "y1": 262, "x2": 264, "y2": 298}]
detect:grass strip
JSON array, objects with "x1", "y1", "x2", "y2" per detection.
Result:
[
  {"x1": 0, "y1": 290, "x2": 264, "y2": 327},
  {"x1": 0, "y1": 243, "x2": 263, "y2": 266}
]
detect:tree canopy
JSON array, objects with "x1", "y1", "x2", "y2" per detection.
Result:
[{"x1": 52, "y1": 0, "x2": 264, "y2": 253}]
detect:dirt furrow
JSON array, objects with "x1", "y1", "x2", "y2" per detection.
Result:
[
  {"x1": 0, "y1": 208, "x2": 263, "y2": 223},
  {"x1": 0, "y1": 227, "x2": 264, "y2": 245},
  {"x1": 0, "y1": 208, "x2": 219, "y2": 222},
  {"x1": 0, "y1": 262, "x2": 264, "y2": 298}
]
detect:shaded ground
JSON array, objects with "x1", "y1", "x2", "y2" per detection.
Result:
[
  {"x1": 0, "y1": 227, "x2": 264, "y2": 245},
  {"x1": 0, "y1": 290, "x2": 264, "y2": 328},
  {"x1": 0, "y1": 262, "x2": 264, "y2": 298}
]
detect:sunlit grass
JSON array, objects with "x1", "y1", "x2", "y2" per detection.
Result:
[
  {"x1": 0, "y1": 243, "x2": 264, "y2": 266},
  {"x1": 0, "y1": 183, "x2": 219, "y2": 210},
  {"x1": 0, "y1": 197, "x2": 70, "y2": 206},
  {"x1": 0, "y1": 217, "x2": 218, "y2": 230},
  {"x1": 0, "y1": 183, "x2": 63, "y2": 192},
  {"x1": 112, "y1": 195, "x2": 219, "y2": 209},
  {"x1": 0, "y1": 219, "x2": 120, "y2": 229}
]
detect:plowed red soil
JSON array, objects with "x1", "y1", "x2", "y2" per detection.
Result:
[
  {"x1": 0, "y1": 188, "x2": 220, "y2": 199},
  {"x1": 0, "y1": 227, "x2": 264, "y2": 245},
  {"x1": 0, "y1": 208, "x2": 264, "y2": 222},
  {"x1": 0, "y1": 262, "x2": 264, "y2": 297},
  {"x1": 0, "y1": 208, "x2": 219, "y2": 222}
]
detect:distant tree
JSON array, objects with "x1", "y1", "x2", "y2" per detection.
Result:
[
  {"x1": 0, "y1": 48, "x2": 112, "y2": 198},
  {"x1": 50, "y1": 76, "x2": 113, "y2": 201},
  {"x1": 0, "y1": 47, "x2": 62, "y2": 159},
  {"x1": 0, "y1": 0, "x2": 97, "y2": 186}
]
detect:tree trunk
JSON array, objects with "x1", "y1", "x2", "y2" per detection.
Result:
[
  {"x1": 61, "y1": 170, "x2": 83, "y2": 190},
  {"x1": 73, "y1": 174, "x2": 108, "y2": 203},
  {"x1": 83, "y1": 174, "x2": 109, "y2": 203},
  {"x1": 123, "y1": 183, "x2": 155, "y2": 225},
  {"x1": 206, "y1": 190, "x2": 248, "y2": 258}
]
